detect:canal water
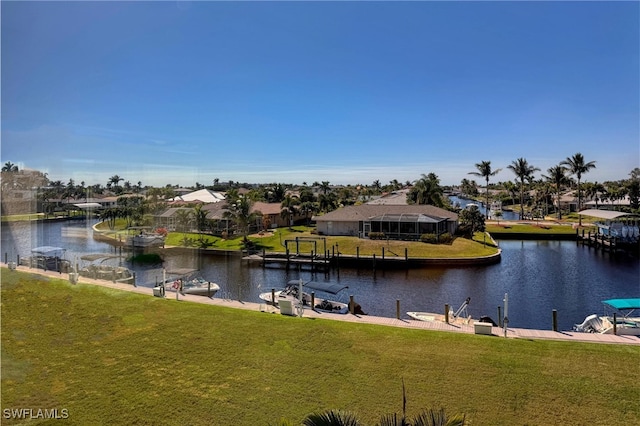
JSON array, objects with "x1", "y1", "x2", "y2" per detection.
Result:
[{"x1": 2, "y1": 219, "x2": 638, "y2": 332}]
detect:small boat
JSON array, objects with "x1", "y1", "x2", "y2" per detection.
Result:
[
  {"x1": 77, "y1": 254, "x2": 134, "y2": 284},
  {"x1": 574, "y1": 298, "x2": 640, "y2": 336},
  {"x1": 19, "y1": 246, "x2": 71, "y2": 273},
  {"x1": 127, "y1": 227, "x2": 165, "y2": 248},
  {"x1": 162, "y1": 269, "x2": 220, "y2": 298},
  {"x1": 259, "y1": 279, "x2": 353, "y2": 314},
  {"x1": 407, "y1": 297, "x2": 473, "y2": 324}
]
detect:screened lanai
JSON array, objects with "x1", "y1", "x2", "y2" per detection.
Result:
[{"x1": 363, "y1": 213, "x2": 449, "y2": 240}]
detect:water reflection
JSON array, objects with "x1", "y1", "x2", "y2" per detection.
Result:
[{"x1": 2, "y1": 219, "x2": 638, "y2": 331}]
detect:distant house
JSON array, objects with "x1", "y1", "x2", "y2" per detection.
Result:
[
  {"x1": 313, "y1": 205, "x2": 458, "y2": 240},
  {"x1": 365, "y1": 189, "x2": 411, "y2": 205}
]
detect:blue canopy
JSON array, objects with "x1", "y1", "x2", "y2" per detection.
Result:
[{"x1": 603, "y1": 298, "x2": 640, "y2": 310}]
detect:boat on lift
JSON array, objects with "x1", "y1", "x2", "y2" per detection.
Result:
[
  {"x1": 574, "y1": 298, "x2": 640, "y2": 336},
  {"x1": 162, "y1": 268, "x2": 220, "y2": 298},
  {"x1": 259, "y1": 279, "x2": 354, "y2": 314},
  {"x1": 407, "y1": 297, "x2": 474, "y2": 324}
]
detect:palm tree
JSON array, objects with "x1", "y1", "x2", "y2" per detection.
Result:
[
  {"x1": 2, "y1": 161, "x2": 18, "y2": 172},
  {"x1": 507, "y1": 158, "x2": 540, "y2": 220},
  {"x1": 468, "y1": 161, "x2": 501, "y2": 219},
  {"x1": 223, "y1": 194, "x2": 261, "y2": 244},
  {"x1": 543, "y1": 165, "x2": 569, "y2": 220},
  {"x1": 280, "y1": 195, "x2": 299, "y2": 229},
  {"x1": 108, "y1": 175, "x2": 124, "y2": 195},
  {"x1": 320, "y1": 181, "x2": 331, "y2": 195},
  {"x1": 407, "y1": 173, "x2": 444, "y2": 207},
  {"x1": 561, "y1": 153, "x2": 596, "y2": 226}
]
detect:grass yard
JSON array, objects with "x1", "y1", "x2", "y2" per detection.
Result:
[
  {"x1": 2, "y1": 269, "x2": 639, "y2": 425},
  {"x1": 168, "y1": 227, "x2": 500, "y2": 259}
]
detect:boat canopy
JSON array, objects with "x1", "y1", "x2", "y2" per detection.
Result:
[
  {"x1": 603, "y1": 298, "x2": 640, "y2": 310},
  {"x1": 286, "y1": 280, "x2": 348, "y2": 295},
  {"x1": 578, "y1": 209, "x2": 637, "y2": 220},
  {"x1": 31, "y1": 246, "x2": 66, "y2": 255}
]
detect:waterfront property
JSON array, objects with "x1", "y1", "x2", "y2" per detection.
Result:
[
  {"x1": 313, "y1": 204, "x2": 458, "y2": 240},
  {"x1": 577, "y1": 209, "x2": 640, "y2": 254}
]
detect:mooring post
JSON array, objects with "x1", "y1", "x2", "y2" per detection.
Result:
[
  {"x1": 311, "y1": 292, "x2": 315, "y2": 310},
  {"x1": 613, "y1": 313, "x2": 617, "y2": 335},
  {"x1": 552, "y1": 309, "x2": 558, "y2": 332},
  {"x1": 396, "y1": 299, "x2": 400, "y2": 319},
  {"x1": 445, "y1": 304, "x2": 450, "y2": 324},
  {"x1": 4, "y1": 252, "x2": 6, "y2": 264},
  {"x1": 497, "y1": 306, "x2": 502, "y2": 327},
  {"x1": 349, "y1": 295, "x2": 355, "y2": 315},
  {"x1": 356, "y1": 247, "x2": 359, "y2": 260},
  {"x1": 372, "y1": 253, "x2": 376, "y2": 272},
  {"x1": 405, "y1": 248, "x2": 408, "y2": 262},
  {"x1": 133, "y1": 272, "x2": 136, "y2": 287},
  {"x1": 271, "y1": 289, "x2": 275, "y2": 306},
  {"x1": 382, "y1": 247, "x2": 385, "y2": 260}
]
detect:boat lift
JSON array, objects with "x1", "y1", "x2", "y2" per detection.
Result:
[{"x1": 451, "y1": 297, "x2": 471, "y2": 320}]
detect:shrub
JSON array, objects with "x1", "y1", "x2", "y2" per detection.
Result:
[
  {"x1": 439, "y1": 232, "x2": 453, "y2": 244},
  {"x1": 420, "y1": 233, "x2": 438, "y2": 244},
  {"x1": 369, "y1": 232, "x2": 386, "y2": 240}
]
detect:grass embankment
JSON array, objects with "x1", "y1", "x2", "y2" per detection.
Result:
[
  {"x1": 94, "y1": 221, "x2": 499, "y2": 259},
  {"x1": 2, "y1": 270, "x2": 638, "y2": 425}
]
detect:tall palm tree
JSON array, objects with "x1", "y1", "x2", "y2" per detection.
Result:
[
  {"x1": 407, "y1": 173, "x2": 444, "y2": 207},
  {"x1": 507, "y1": 158, "x2": 540, "y2": 220},
  {"x1": 561, "y1": 153, "x2": 596, "y2": 226},
  {"x1": 108, "y1": 175, "x2": 124, "y2": 194},
  {"x1": 543, "y1": 165, "x2": 569, "y2": 220},
  {"x1": 468, "y1": 161, "x2": 501, "y2": 218}
]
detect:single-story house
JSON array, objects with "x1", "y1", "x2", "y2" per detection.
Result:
[{"x1": 313, "y1": 205, "x2": 459, "y2": 240}]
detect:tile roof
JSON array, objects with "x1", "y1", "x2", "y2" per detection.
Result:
[{"x1": 313, "y1": 204, "x2": 458, "y2": 222}]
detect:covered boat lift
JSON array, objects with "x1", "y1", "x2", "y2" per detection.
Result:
[{"x1": 577, "y1": 209, "x2": 639, "y2": 254}]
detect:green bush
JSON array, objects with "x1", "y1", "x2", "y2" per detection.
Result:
[
  {"x1": 368, "y1": 232, "x2": 386, "y2": 240},
  {"x1": 420, "y1": 233, "x2": 438, "y2": 244},
  {"x1": 439, "y1": 232, "x2": 453, "y2": 244}
]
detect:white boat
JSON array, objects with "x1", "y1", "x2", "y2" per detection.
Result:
[
  {"x1": 259, "y1": 279, "x2": 353, "y2": 314},
  {"x1": 407, "y1": 297, "x2": 474, "y2": 324},
  {"x1": 126, "y1": 227, "x2": 166, "y2": 248},
  {"x1": 574, "y1": 298, "x2": 640, "y2": 336},
  {"x1": 127, "y1": 233, "x2": 165, "y2": 248},
  {"x1": 163, "y1": 268, "x2": 220, "y2": 297},
  {"x1": 78, "y1": 253, "x2": 134, "y2": 283}
]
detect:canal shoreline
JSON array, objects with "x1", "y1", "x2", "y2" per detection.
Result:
[{"x1": 3, "y1": 265, "x2": 638, "y2": 346}]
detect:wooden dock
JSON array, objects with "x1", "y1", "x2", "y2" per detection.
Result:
[{"x1": 6, "y1": 264, "x2": 640, "y2": 346}]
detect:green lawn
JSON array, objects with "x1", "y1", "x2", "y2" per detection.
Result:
[
  {"x1": 2, "y1": 269, "x2": 638, "y2": 425},
  {"x1": 168, "y1": 227, "x2": 499, "y2": 258}
]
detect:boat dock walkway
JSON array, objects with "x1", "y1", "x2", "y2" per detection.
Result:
[{"x1": 6, "y1": 264, "x2": 640, "y2": 346}]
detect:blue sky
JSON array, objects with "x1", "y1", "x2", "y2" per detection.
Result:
[{"x1": 2, "y1": 1, "x2": 638, "y2": 188}]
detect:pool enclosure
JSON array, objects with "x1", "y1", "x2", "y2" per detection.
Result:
[{"x1": 362, "y1": 213, "x2": 449, "y2": 240}]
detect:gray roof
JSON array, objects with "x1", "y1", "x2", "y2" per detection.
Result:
[{"x1": 313, "y1": 204, "x2": 458, "y2": 223}]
